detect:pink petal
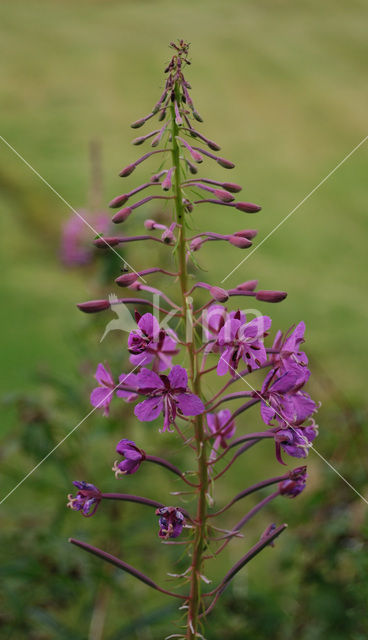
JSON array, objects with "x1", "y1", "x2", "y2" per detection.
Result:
[
  {"x1": 95, "y1": 363, "x2": 113, "y2": 387},
  {"x1": 136, "y1": 368, "x2": 164, "y2": 391},
  {"x1": 90, "y1": 387, "x2": 113, "y2": 415}
]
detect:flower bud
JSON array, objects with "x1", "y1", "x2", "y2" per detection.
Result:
[
  {"x1": 210, "y1": 286, "x2": 229, "y2": 302},
  {"x1": 222, "y1": 182, "x2": 242, "y2": 193},
  {"x1": 144, "y1": 219, "x2": 156, "y2": 229},
  {"x1": 228, "y1": 235, "x2": 252, "y2": 248},
  {"x1": 186, "y1": 159, "x2": 198, "y2": 174},
  {"x1": 109, "y1": 194, "x2": 129, "y2": 208},
  {"x1": 77, "y1": 299, "x2": 110, "y2": 313},
  {"x1": 256, "y1": 290, "x2": 287, "y2": 302},
  {"x1": 112, "y1": 207, "x2": 133, "y2": 224},
  {"x1": 235, "y1": 202, "x2": 261, "y2": 213},
  {"x1": 233, "y1": 229, "x2": 258, "y2": 239},
  {"x1": 217, "y1": 157, "x2": 235, "y2": 169},
  {"x1": 131, "y1": 115, "x2": 152, "y2": 129},
  {"x1": 119, "y1": 164, "x2": 136, "y2": 177},
  {"x1": 213, "y1": 189, "x2": 234, "y2": 203},
  {"x1": 94, "y1": 236, "x2": 122, "y2": 248},
  {"x1": 115, "y1": 273, "x2": 138, "y2": 287},
  {"x1": 236, "y1": 280, "x2": 258, "y2": 291}
]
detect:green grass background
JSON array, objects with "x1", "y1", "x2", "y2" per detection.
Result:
[{"x1": 1, "y1": 1, "x2": 368, "y2": 638}]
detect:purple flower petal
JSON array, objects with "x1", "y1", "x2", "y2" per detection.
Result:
[
  {"x1": 95, "y1": 363, "x2": 114, "y2": 387},
  {"x1": 90, "y1": 387, "x2": 114, "y2": 416},
  {"x1": 136, "y1": 368, "x2": 165, "y2": 392},
  {"x1": 168, "y1": 365, "x2": 188, "y2": 390},
  {"x1": 176, "y1": 392, "x2": 204, "y2": 416},
  {"x1": 134, "y1": 396, "x2": 164, "y2": 422}
]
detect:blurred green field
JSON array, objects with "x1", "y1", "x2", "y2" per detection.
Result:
[{"x1": 1, "y1": 1, "x2": 368, "y2": 639}]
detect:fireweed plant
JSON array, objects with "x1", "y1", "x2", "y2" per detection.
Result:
[{"x1": 69, "y1": 41, "x2": 318, "y2": 639}]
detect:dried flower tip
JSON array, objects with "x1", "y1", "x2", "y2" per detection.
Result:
[
  {"x1": 228, "y1": 235, "x2": 252, "y2": 248},
  {"x1": 186, "y1": 159, "x2": 198, "y2": 174},
  {"x1": 115, "y1": 273, "x2": 138, "y2": 287},
  {"x1": 210, "y1": 286, "x2": 229, "y2": 302},
  {"x1": 77, "y1": 299, "x2": 110, "y2": 313},
  {"x1": 193, "y1": 109, "x2": 203, "y2": 122},
  {"x1": 112, "y1": 207, "x2": 133, "y2": 223},
  {"x1": 183, "y1": 198, "x2": 193, "y2": 213},
  {"x1": 256, "y1": 290, "x2": 288, "y2": 302},
  {"x1": 109, "y1": 194, "x2": 129, "y2": 208},
  {"x1": 151, "y1": 170, "x2": 167, "y2": 183},
  {"x1": 235, "y1": 202, "x2": 262, "y2": 213}
]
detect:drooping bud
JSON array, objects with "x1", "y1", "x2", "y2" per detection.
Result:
[
  {"x1": 190, "y1": 237, "x2": 205, "y2": 251},
  {"x1": 213, "y1": 189, "x2": 235, "y2": 203},
  {"x1": 94, "y1": 236, "x2": 123, "y2": 248},
  {"x1": 228, "y1": 235, "x2": 252, "y2": 248},
  {"x1": 186, "y1": 159, "x2": 198, "y2": 174},
  {"x1": 233, "y1": 229, "x2": 258, "y2": 239},
  {"x1": 144, "y1": 219, "x2": 156, "y2": 230},
  {"x1": 176, "y1": 137, "x2": 203, "y2": 163},
  {"x1": 130, "y1": 114, "x2": 154, "y2": 129},
  {"x1": 236, "y1": 280, "x2": 258, "y2": 291},
  {"x1": 222, "y1": 182, "x2": 242, "y2": 193},
  {"x1": 162, "y1": 167, "x2": 175, "y2": 191},
  {"x1": 210, "y1": 286, "x2": 229, "y2": 302},
  {"x1": 119, "y1": 164, "x2": 136, "y2": 177},
  {"x1": 77, "y1": 299, "x2": 110, "y2": 313},
  {"x1": 112, "y1": 207, "x2": 133, "y2": 224},
  {"x1": 256, "y1": 290, "x2": 288, "y2": 303},
  {"x1": 217, "y1": 156, "x2": 235, "y2": 169},
  {"x1": 235, "y1": 202, "x2": 262, "y2": 213},
  {"x1": 109, "y1": 193, "x2": 129, "y2": 208},
  {"x1": 115, "y1": 273, "x2": 139, "y2": 287}
]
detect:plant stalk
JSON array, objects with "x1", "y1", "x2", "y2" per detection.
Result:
[{"x1": 171, "y1": 94, "x2": 208, "y2": 640}]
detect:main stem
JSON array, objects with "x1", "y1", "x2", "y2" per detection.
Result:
[{"x1": 171, "y1": 96, "x2": 208, "y2": 639}]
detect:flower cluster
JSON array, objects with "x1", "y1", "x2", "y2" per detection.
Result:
[{"x1": 68, "y1": 41, "x2": 319, "y2": 638}]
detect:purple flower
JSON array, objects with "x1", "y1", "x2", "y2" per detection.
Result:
[
  {"x1": 67, "y1": 481, "x2": 101, "y2": 517},
  {"x1": 274, "y1": 420, "x2": 318, "y2": 464},
  {"x1": 279, "y1": 466, "x2": 308, "y2": 497},
  {"x1": 216, "y1": 311, "x2": 271, "y2": 376},
  {"x1": 202, "y1": 304, "x2": 228, "y2": 346},
  {"x1": 206, "y1": 409, "x2": 236, "y2": 454},
  {"x1": 155, "y1": 506, "x2": 185, "y2": 539},
  {"x1": 260, "y1": 367, "x2": 316, "y2": 427},
  {"x1": 90, "y1": 364, "x2": 116, "y2": 416},
  {"x1": 133, "y1": 366, "x2": 205, "y2": 432},
  {"x1": 112, "y1": 439, "x2": 146, "y2": 477},
  {"x1": 272, "y1": 322, "x2": 308, "y2": 372},
  {"x1": 128, "y1": 312, "x2": 178, "y2": 371}
]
